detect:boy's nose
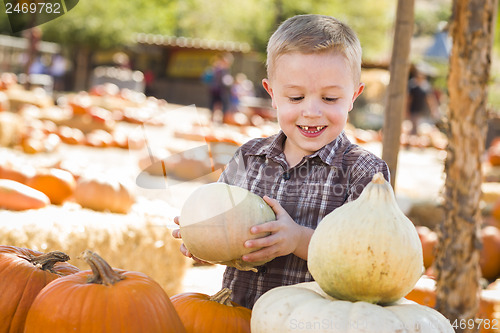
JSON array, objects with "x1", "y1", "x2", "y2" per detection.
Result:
[{"x1": 302, "y1": 100, "x2": 322, "y2": 117}]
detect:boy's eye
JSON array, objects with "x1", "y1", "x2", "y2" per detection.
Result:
[
  {"x1": 323, "y1": 97, "x2": 339, "y2": 102},
  {"x1": 288, "y1": 96, "x2": 304, "y2": 102}
]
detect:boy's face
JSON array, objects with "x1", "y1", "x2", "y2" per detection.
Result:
[{"x1": 263, "y1": 52, "x2": 364, "y2": 161}]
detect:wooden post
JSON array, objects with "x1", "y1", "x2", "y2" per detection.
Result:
[{"x1": 381, "y1": 0, "x2": 415, "y2": 189}]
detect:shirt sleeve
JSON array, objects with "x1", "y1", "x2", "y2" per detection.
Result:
[
  {"x1": 345, "y1": 153, "x2": 391, "y2": 202},
  {"x1": 218, "y1": 146, "x2": 247, "y2": 186}
]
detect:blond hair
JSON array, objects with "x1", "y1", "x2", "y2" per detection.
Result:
[{"x1": 266, "y1": 15, "x2": 362, "y2": 86}]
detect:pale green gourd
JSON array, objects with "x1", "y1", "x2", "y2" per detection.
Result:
[
  {"x1": 180, "y1": 183, "x2": 275, "y2": 271},
  {"x1": 308, "y1": 172, "x2": 423, "y2": 304}
]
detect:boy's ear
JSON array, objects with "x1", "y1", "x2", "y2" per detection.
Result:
[
  {"x1": 349, "y1": 83, "x2": 365, "y2": 112},
  {"x1": 262, "y1": 78, "x2": 277, "y2": 109}
]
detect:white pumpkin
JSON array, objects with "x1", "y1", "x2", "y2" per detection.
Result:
[
  {"x1": 179, "y1": 182, "x2": 275, "y2": 271},
  {"x1": 308, "y1": 172, "x2": 423, "y2": 304},
  {"x1": 251, "y1": 282, "x2": 454, "y2": 333}
]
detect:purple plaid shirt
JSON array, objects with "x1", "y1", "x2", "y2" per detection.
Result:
[{"x1": 219, "y1": 130, "x2": 389, "y2": 308}]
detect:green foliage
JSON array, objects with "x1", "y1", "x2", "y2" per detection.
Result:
[
  {"x1": 173, "y1": 0, "x2": 396, "y2": 59},
  {"x1": 40, "y1": 0, "x2": 177, "y2": 49},
  {"x1": 318, "y1": 0, "x2": 396, "y2": 61},
  {"x1": 414, "y1": 1, "x2": 451, "y2": 36},
  {"x1": 1, "y1": 0, "x2": 457, "y2": 63}
]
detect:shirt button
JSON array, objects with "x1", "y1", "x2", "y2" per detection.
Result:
[{"x1": 258, "y1": 266, "x2": 267, "y2": 274}]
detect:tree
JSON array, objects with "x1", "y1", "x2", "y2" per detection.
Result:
[
  {"x1": 434, "y1": 0, "x2": 498, "y2": 332},
  {"x1": 40, "y1": 0, "x2": 177, "y2": 90},
  {"x1": 174, "y1": 0, "x2": 395, "y2": 58},
  {"x1": 0, "y1": 0, "x2": 402, "y2": 91},
  {"x1": 382, "y1": 0, "x2": 415, "y2": 189}
]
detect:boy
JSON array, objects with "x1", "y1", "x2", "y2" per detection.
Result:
[{"x1": 173, "y1": 14, "x2": 389, "y2": 309}]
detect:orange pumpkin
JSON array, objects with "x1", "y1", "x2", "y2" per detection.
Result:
[
  {"x1": 26, "y1": 168, "x2": 76, "y2": 205},
  {"x1": 68, "y1": 92, "x2": 92, "y2": 115},
  {"x1": 0, "y1": 179, "x2": 50, "y2": 210},
  {"x1": 405, "y1": 275, "x2": 436, "y2": 307},
  {"x1": 490, "y1": 199, "x2": 500, "y2": 227},
  {"x1": 0, "y1": 246, "x2": 79, "y2": 333},
  {"x1": 478, "y1": 290, "x2": 500, "y2": 333},
  {"x1": 416, "y1": 226, "x2": 438, "y2": 269},
  {"x1": 170, "y1": 288, "x2": 251, "y2": 333},
  {"x1": 488, "y1": 139, "x2": 500, "y2": 166},
  {"x1": 0, "y1": 160, "x2": 35, "y2": 184},
  {"x1": 24, "y1": 250, "x2": 186, "y2": 333},
  {"x1": 74, "y1": 175, "x2": 135, "y2": 214},
  {"x1": 57, "y1": 125, "x2": 85, "y2": 145},
  {"x1": 480, "y1": 226, "x2": 500, "y2": 281},
  {"x1": 407, "y1": 274, "x2": 500, "y2": 333}
]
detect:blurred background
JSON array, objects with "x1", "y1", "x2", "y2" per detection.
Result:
[
  {"x1": 0, "y1": 0, "x2": 498, "y2": 123},
  {"x1": 0, "y1": 0, "x2": 500, "y2": 310}
]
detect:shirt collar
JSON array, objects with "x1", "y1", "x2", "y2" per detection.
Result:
[{"x1": 246, "y1": 130, "x2": 352, "y2": 166}]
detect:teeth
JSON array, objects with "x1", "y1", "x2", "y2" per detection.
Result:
[{"x1": 300, "y1": 126, "x2": 325, "y2": 133}]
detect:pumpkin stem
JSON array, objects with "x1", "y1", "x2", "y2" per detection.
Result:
[
  {"x1": 80, "y1": 250, "x2": 124, "y2": 286},
  {"x1": 29, "y1": 251, "x2": 71, "y2": 274},
  {"x1": 209, "y1": 288, "x2": 234, "y2": 306},
  {"x1": 371, "y1": 172, "x2": 386, "y2": 185}
]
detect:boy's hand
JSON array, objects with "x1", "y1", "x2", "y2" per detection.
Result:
[
  {"x1": 242, "y1": 196, "x2": 313, "y2": 263},
  {"x1": 171, "y1": 216, "x2": 211, "y2": 265}
]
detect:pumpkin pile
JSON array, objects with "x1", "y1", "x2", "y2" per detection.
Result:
[
  {"x1": 406, "y1": 275, "x2": 500, "y2": 333},
  {"x1": 0, "y1": 245, "x2": 195, "y2": 332},
  {"x1": 0, "y1": 161, "x2": 77, "y2": 209},
  {"x1": 0, "y1": 161, "x2": 135, "y2": 214},
  {"x1": 416, "y1": 225, "x2": 500, "y2": 282},
  {"x1": 251, "y1": 173, "x2": 454, "y2": 332},
  {"x1": 23, "y1": 250, "x2": 186, "y2": 333},
  {"x1": 0, "y1": 246, "x2": 80, "y2": 332}
]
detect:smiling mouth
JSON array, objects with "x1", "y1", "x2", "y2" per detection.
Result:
[{"x1": 297, "y1": 125, "x2": 326, "y2": 134}]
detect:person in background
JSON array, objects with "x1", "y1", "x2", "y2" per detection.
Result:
[
  {"x1": 144, "y1": 69, "x2": 155, "y2": 96},
  {"x1": 406, "y1": 70, "x2": 440, "y2": 135},
  {"x1": 229, "y1": 72, "x2": 256, "y2": 113},
  {"x1": 173, "y1": 14, "x2": 389, "y2": 309},
  {"x1": 50, "y1": 54, "x2": 68, "y2": 92},
  {"x1": 203, "y1": 53, "x2": 234, "y2": 123}
]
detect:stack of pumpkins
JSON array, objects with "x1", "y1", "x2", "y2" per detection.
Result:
[
  {"x1": 0, "y1": 246, "x2": 187, "y2": 333},
  {"x1": 1, "y1": 244, "x2": 254, "y2": 333},
  {"x1": 251, "y1": 173, "x2": 454, "y2": 332}
]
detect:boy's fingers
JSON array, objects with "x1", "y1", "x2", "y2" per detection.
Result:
[
  {"x1": 180, "y1": 243, "x2": 192, "y2": 257},
  {"x1": 173, "y1": 216, "x2": 180, "y2": 225},
  {"x1": 171, "y1": 228, "x2": 181, "y2": 239},
  {"x1": 263, "y1": 195, "x2": 286, "y2": 216},
  {"x1": 245, "y1": 232, "x2": 275, "y2": 248},
  {"x1": 242, "y1": 246, "x2": 276, "y2": 262},
  {"x1": 250, "y1": 220, "x2": 276, "y2": 235}
]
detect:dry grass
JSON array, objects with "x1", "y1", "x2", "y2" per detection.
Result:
[{"x1": 0, "y1": 200, "x2": 189, "y2": 297}]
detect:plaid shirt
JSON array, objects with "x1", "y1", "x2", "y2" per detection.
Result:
[{"x1": 219, "y1": 130, "x2": 389, "y2": 309}]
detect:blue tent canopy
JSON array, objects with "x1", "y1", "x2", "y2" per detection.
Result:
[{"x1": 424, "y1": 31, "x2": 451, "y2": 61}]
